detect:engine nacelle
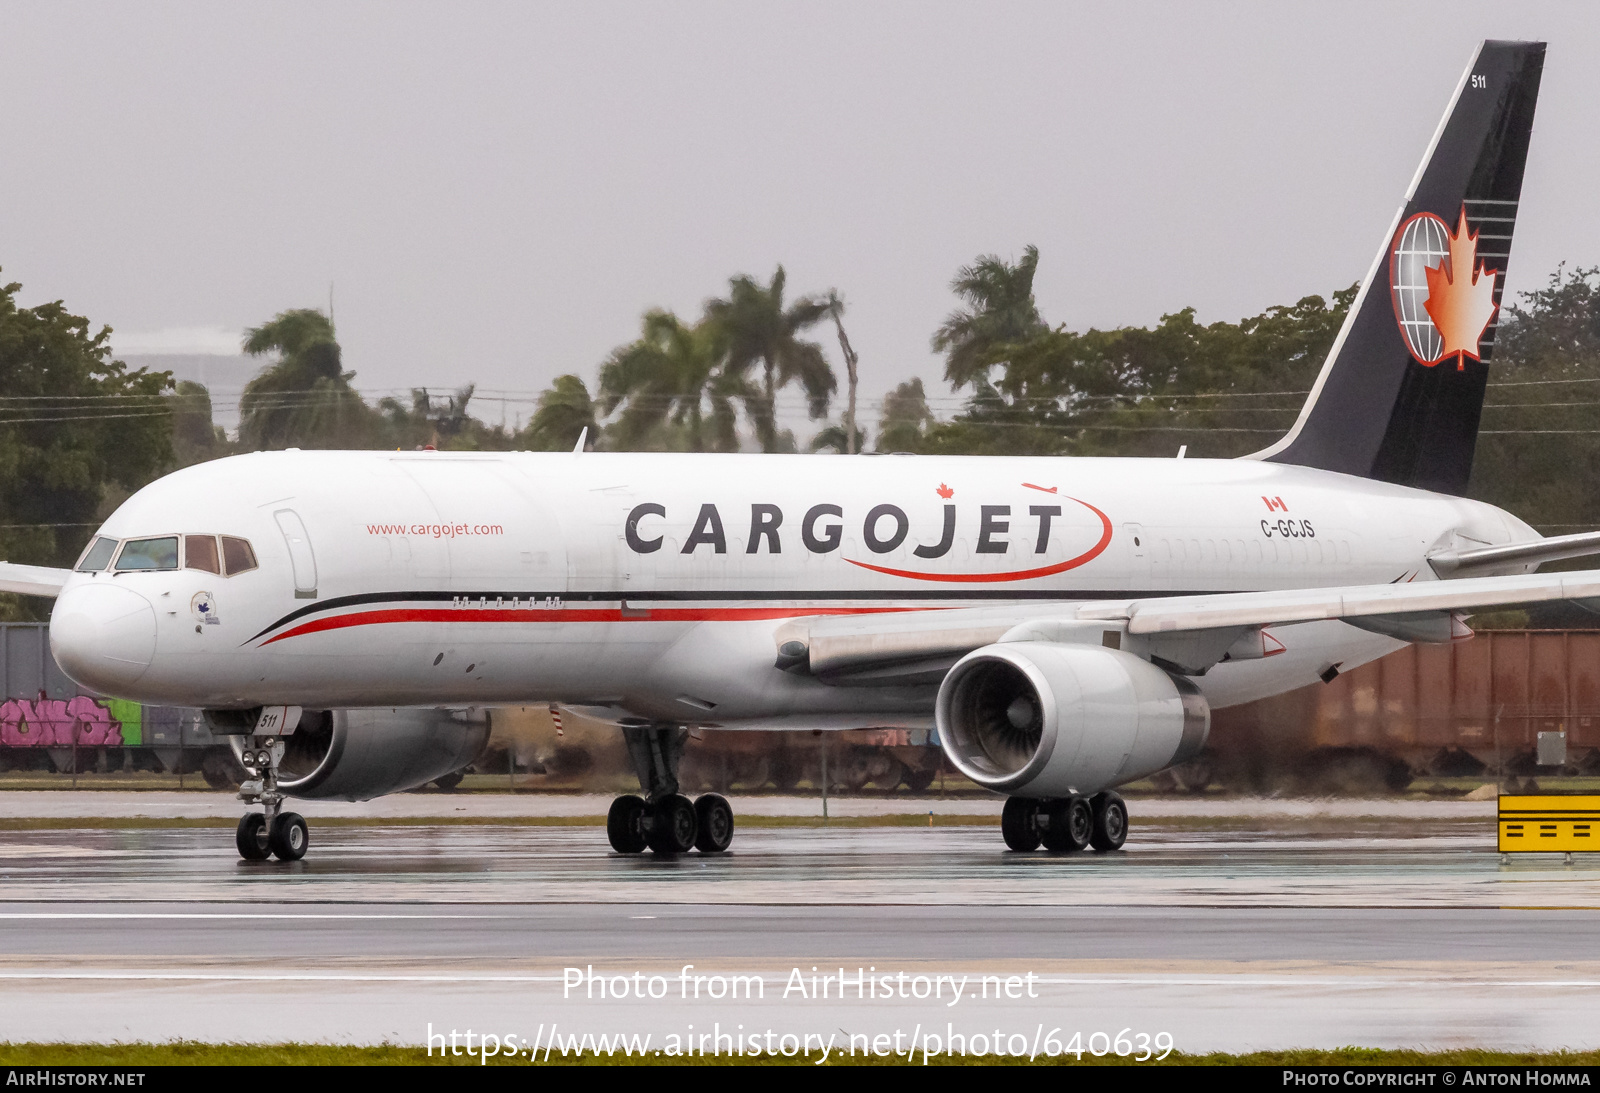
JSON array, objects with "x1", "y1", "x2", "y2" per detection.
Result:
[
  {"x1": 935, "y1": 642, "x2": 1208, "y2": 798},
  {"x1": 275, "y1": 708, "x2": 491, "y2": 801}
]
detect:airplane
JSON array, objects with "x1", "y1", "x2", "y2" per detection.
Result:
[{"x1": 3, "y1": 39, "x2": 1587, "y2": 863}]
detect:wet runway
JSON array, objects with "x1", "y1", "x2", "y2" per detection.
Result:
[{"x1": 1, "y1": 818, "x2": 1597, "y2": 1053}]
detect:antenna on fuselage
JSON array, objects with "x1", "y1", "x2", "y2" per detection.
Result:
[{"x1": 573, "y1": 427, "x2": 588, "y2": 454}]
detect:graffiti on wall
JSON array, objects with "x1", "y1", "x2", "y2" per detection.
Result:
[{"x1": 0, "y1": 695, "x2": 123, "y2": 747}]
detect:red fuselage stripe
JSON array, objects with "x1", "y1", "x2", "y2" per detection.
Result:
[{"x1": 258, "y1": 604, "x2": 924, "y2": 646}]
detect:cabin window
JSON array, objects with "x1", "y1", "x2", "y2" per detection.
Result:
[
  {"x1": 75, "y1": 537, "x2": 119, "y2": 573},
  {"x1": 221, "y1": 536, "x2": 258, "y2": 576},
  {"x1": 185, "y1": 535, "x2": 221, "y2": 575},
  {"x1": 114, "y1": 536, "x2": 179, "y2": 571}
]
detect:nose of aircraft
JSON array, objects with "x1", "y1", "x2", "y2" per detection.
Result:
[{"x1": 50, "y1": 583, "x2": 158, "y2": 691}]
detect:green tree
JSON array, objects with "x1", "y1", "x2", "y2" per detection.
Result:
[
  {"x1": 931, "y1": 244, "x2": 1047, "y2": 389},
  {"x1": 597, "y1": 310, "x2": 744, "y2": 452},
  {"x1": 378, "y1": 385, "x2": 495, "y2": 450},
  {"x1": 1468, "y1": 265, "x2": 1600, "y2": 533},
  {"x1": 238, "y1": 308, "x2": 374, "y2": 449},
  {"x1": 808, "y1": 421, "x2": 867, "y2": 454},
  {"x1": 0, "y1": 276, "x2": 172, "y2": 617},
  {"x1": 168, "y1": 380, "x2": 229, "y2": 467},
  {"x1": 522, "y1": 374, "x2": 598, "y2": 451},
  {"x1": 875, "y1": 377, "x2": 936, "y2": 453},
  {"x1": 916, "y1": 285, "x2": 1354, "y2": 458},
  {"x1": 706, "y1": 267, "x2": 834, "y2": 451}
]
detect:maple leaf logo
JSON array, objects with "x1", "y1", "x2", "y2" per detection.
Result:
[
  {"x1": 1421, "y1": 207, "x2": 1500, "y2": 370},
  {"x1": 936, "y1": 483, "x2": 953, "y2": 499}
]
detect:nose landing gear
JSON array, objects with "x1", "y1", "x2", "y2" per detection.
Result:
[
  {"x1": 1001, "y1": 791, "x2": 1128, "y2": 854},
  {"x1": 232, "y1": 736, "x2": 309, "y2": 862},
  {"x1": 607, "y1": 724, "x2": 735, "y2": 855}
]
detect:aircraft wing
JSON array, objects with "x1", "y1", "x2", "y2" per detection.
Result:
[
  {"x1": 783, "y1": 568, "x2": 1600, "y2": 683},
  {"x1": 1076, "y1": 569, "x2": 1600, "y2": 633},
  {"x1": 0, "y1": 562, "x2": 71, "y2": 598}
]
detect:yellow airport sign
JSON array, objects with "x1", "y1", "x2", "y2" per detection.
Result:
[{"x1": 1498, "y1": 795, "x2": 1600, "y2": 853}]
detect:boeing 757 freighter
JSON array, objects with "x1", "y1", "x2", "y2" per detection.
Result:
[{"x1": 4, "y1": 40, "x2": 1587, "y2": 863}]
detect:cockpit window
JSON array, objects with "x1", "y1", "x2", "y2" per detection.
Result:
[
  {"x1": 221, "y1": 536, "x2": 258, "y2": 576},
  {"x1": 185, "y1": 534, "x2": 221, "y2": 575},
  {"x1": 75, "y1": 536, "x2": 118, "y2": 573},
  {"x1": 114, "y1": 536, "x2": 179, "y2": 571}
]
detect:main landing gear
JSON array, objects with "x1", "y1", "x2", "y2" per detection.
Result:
[
  {"x1": 1001, "y1": 791, "x2": 1128, "y2": 853},
  {"x1": 607, "y1": 724, "x2": 735, "y2": 855},
  {"x1": 232, "y1": 736, "x2": 309, "y2": 862}
]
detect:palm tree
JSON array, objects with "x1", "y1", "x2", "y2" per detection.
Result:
[
  {"x1": 876, "y1": 377, "x2": 936, "y2": 453},
  {"x1": 523, "y1": 375, "x2": 598, "y2": 451},
  {"x1": 824, "y1": 291, "x2": 861, "y2": 454},
  {"x1": 706, "y1": 267, "x2": 834, "y2": 451},
  {"x1": 168, "y1": 380, "x2": 228, "y2": 467},
  {"x1": 379, "y1": 385, "x2": 477, "y2": 448},
  {"x1": 597, "y1": 310, "x2": 743, "y2": 452},
  {"x1": 238, "y1": 309, "x2": 372, "y2": 449},
  {"x1": 931, "y1": 245, "x2": 1048, "y2": 389}
]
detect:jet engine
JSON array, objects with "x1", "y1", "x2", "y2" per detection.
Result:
[
  {"x1": 275, "y1": 708, "x2": 491, "y2": 801},
  {"x1": 935, "y1": 643, "x2": 1208, "y2": 798}
]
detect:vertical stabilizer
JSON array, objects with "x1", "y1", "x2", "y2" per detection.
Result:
[{"x1": 1254, "y1": 40, "x2": 1545, "y2": 495}]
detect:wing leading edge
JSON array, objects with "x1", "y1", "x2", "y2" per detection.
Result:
[{"x1": 1078, "y1": 569, "x2": 1600, "y2": 634}]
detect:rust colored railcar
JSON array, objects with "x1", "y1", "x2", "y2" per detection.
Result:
[{"x1": 1203, "y1": 630, "x2": 1600, "y2": 791}]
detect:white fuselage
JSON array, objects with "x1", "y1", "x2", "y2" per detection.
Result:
[{"x1": 48, "y1": 449, "x2": 1535, "y2": 728}]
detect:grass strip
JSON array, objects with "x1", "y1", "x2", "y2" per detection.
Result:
[{"x1": 1, "y1": 1043, "x2": 1598, "y2": 1066}]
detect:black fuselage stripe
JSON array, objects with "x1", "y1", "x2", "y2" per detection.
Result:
[{"x1": 242, "y1": 587, "x2": 1225, "y2": 645}]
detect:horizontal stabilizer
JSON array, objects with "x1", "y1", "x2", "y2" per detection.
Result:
[{"x1": 1428, "y1": 530, "x2": 1600, "y2": 576}]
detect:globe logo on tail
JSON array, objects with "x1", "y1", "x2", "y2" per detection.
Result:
[{"x1": 1389, "y1": 206, "x2": 1500, "y2": 370}]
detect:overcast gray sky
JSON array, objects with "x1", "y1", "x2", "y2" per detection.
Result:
[{"x1": 3, "y1": 2, "x2": 1597, "y2": 433}]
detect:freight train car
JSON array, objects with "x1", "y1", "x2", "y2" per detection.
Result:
[{"x1": 1194, "y1": 630, "x2": 1600, "y2": 793}]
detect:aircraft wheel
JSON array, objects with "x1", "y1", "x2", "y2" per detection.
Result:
[
  {"x1": 1041, "y1": 796, "x2": 1092, "y2": 852},
  {"x1": 1089, "y1": 792, "x2": 1128, "y2": 852},
  {"x1": 235, "y1": 813, "x2": 271, "y2": 861},
  {"x1": 647, "y1": 794, "x2": 698, "y2": 855},
  {"x1": 606, "y1": 795, "x2": 648, "y2": 854},
  {"x1": 269, "y1": 812, "x2": 309, "y2": 861},
  {"x1": 1001, "y1": 797, "x2": 1042, "y2": 851},
  {"x1": 693, "y1": 794, "x2": 734, "y2": 853}
]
